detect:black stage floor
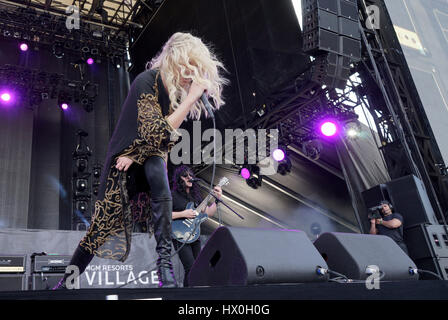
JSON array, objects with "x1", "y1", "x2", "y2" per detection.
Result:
[{"x1": 1, "y1": 280, "x2": 448, "y2": 300}]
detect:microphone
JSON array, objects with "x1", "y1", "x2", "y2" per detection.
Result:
[
  {"x1": 189, "y1": 178, "x2": 202, "y2": 183},
  {"x1": 200, "y1": 93, "x2": 215, "y2": 119}
]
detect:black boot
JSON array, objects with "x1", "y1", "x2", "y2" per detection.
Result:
[
  {"x1": 151, "y1": 198, "x2": 177, "y2": 288},
  {"x1": 52, "y1": 245, "x2": 94, "y2": 290}
]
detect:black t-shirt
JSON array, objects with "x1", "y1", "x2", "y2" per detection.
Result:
[
  {"x1": 376, "y1": 212, "x2": 404, "y2": 243},
  {"x1": 172, "y1": 190, "x2": 199, "y2": 213}
]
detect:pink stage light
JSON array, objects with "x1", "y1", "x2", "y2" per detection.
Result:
[
  {"x1": 1, "y1": 92, "x2": 11, "y2": 102},
  {"x1": 320, "y1": 121, "x2": 338, "y2": 137},
  {"x1": 240, "y1": 168, "x2": 251, "y2": 180},
  {"x1": 61, "y1": 103, "x2": 69, "y2": 110},
  {"x1": 86, "y1": 58, "x2": 94, "y2": 65},
  {"x1": 272, "y1": 148, "x2": 285, "y2": 162},
  {"x1": 19, "y1": 43, "x2": 28, "y2": 51}
]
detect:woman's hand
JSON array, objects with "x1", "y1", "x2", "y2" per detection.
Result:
[
  {"x1": 213, "y1": 186, "x2": 222, "y2": 200},
  {"x1": 186, "y1": 81, "x2": 207, "y2": 105},
  {"x1": 115, "y1": 156, "x2": 133, "y2": 171},
  {"x1": 183, "y1": 209, "x2": 197, "y2": 219}
]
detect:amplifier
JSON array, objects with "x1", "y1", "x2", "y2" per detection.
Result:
[
  {"x1": 0, "y1": 255, "x2": 26, "y2": 273},
  {"x1": 32, "y1": 255, "x2": 71, "y2": 273},
  {"x1": 31, "y1": 273, "x2": 64, "y2": 290},
  {"x1": 0, "y1": 274, "x2": 27, "y2": 291}
]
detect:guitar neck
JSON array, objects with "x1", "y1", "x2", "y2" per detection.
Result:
[{"x1": 195, "y1": 194, "x2": 214, "y2": 213}]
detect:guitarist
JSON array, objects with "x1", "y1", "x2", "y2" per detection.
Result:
[{"x1": 171, "y1": 165, "x2": 222, "y2": 287}]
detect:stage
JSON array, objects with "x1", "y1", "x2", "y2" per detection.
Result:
[{"x1": 1, "y1": 280, "x2": 447, "y2": 300}]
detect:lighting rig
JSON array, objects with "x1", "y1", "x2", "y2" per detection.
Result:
[
  {"x1": 0, "y1": 6, "x2": 128, "y2": 67},
  {"x1": 0, "y1": 64, "x2": 98, "y2": 111}
]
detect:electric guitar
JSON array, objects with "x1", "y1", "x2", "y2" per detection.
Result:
[{"x1": 171, "y1": 177, "x2": 229, "y2": 243}]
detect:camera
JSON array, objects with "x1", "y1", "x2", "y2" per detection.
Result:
[{"x1": 368, "y1": 205, "x2": 383, "y2": 220}]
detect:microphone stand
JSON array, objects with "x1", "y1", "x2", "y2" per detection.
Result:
[{"x1": 194, "y1": 182, "x2": 244, "y2": 221}]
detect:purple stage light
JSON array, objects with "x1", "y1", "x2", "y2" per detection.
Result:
[
  {"x1": 240, "y1": 168, "x2": 251, "y2": 180},
  {"x1": 19, "y1": 43, "x2": 28, "y2": 51},
  {"x1": 1, "y1": 92, "x2": 11, "y2": 102},
  {"x1": 61, "y1": 103, "x2": 69, "y2": 110},
  {"x1": 320, "y1": 121, "x2": 338, "y2": 137},
  {"x1": 272, "y1": 148, "x2": 285, "y2": 162},
  {"x1": 86, "y1": 58, "x2": 94, "y2": 65}
]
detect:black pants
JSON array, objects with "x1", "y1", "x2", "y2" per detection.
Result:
[
  {"x1": 173, "y1": 239, "x2": 201, "y2": 287},
  {"x1": 143, "y1": 156, "x2": 172, "y2": 202}
]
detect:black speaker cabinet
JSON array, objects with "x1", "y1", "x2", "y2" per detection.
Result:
[
  {"x1": 31, "y1": 273, "x2": 64, "y2": 290},
  {"x1": 361, "y1": 184, "x2": 389, "y2": 209},
  {"x1": 0, "y1": 274, "x2": 27, "y2": 291},
  {"x1": 386, "y1": 175, "x2": 439, "y2": 228},
  {"x1": 412, "y1": 257, "x2": 448, "y2": 280},
  {"x1": 404, "y1": 224, "x2": 448, "y2": 261},
  {"x1": 188, "y1": 227, "x2": 328, "y2": 286},
  {"x1": 313, "y1": 232, "x2": 418, "y2": 281}
]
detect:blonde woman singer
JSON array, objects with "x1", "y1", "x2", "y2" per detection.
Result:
[{"x1": 54, "y1": 32, "x2": 227, "y2": 289}]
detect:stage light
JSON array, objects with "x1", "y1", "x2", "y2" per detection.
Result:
[
  {"x1": 347, "y1": 129, "x2": 358, "y2": 137},
  {"x1": 75, "y1": 201, "x2": 88, "y2": 214},
  {"x1": 19, "y1": 43, "x2": 28, "y2": 51},
  {"x1": 277, "y1": 158, "x2": 292, "y2": 175},
  {"x1": 240, "y1": 167, "x2": 251, "y2": 180},
  {"x1": 272, "y1": 148, "x2": 285, "y2": 162},
  {"x1": 86, "y1": 58, "x2": 94, "y2": 65},
  {"x1": 61, "y1": 103, "x2": 69, "y2": 110},
  {"x1": 76, "y1": 158, "x2": 88, "y2": 172},
  {"x1": 320, "y1": 121, "x2": 338, "y2": 137},
  {"x1": 75, "y1": 179, "x2": 88, "y2": 192},
  {"x1": 1, "y1": 92, "x2": 11, "y2": 102},
  {"x1": 93, "y1": 167, "x2": 101, "y2": 178},
  {"x1": 344, "y1": 121, "x2": 361, "y2": 139},
  {"x1": 246, "y1": 165, "x2": 262, "y2": 189},
  {"x1": 52, "y1": 42, "x2": 64, "y2": 58}
]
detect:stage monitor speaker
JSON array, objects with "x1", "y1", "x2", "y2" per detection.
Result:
[
  {"x1": 188, "y1": 227, "x2": 328, "y2": 286},
  {"x1": 0, "y1": 274, "x2": 27, "y2": 291},
  {"x1": 386, "y1": 175, "x2": 439, "y2": 228},
  {"x1": 361, "y1": 184, "x2": 389, "y2": 209},
  {"x1": 31, "y1": 273, "x2": 64, "y2": 290},
  {"x1": 313, "y1": 232, "x2": 418, "y2": 281}
]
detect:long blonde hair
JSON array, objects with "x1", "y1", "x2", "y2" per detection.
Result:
[{"x1": 147, "y1": 32, "x2": 228, "y2": 120}]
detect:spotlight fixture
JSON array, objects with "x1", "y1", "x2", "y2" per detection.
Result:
[
  {"x1": 86, "y1": 58, "x2": 94, "y2": 65},
  {"x1": 76, "y1": 158, "x2": 88, "y2": 172},
  {"x1": 272, "y1": 148, "x2": 286, "y2": 162},
  {"x1": 19, "y1": 43, "x2": 28, "y2": 52},
  {"x1": 344, "y1": 121, "x2": 361, "y2": 139},
  {"x1": 302, "y1": 139, "x2": 323, "y2": 161},
  {"x1": 320, "y1": 120, "x2": 338, "y2": 137},
  {"x1": 239, "y1": 166, "x2": 251, "y2": 180},
  {"x1": 1, "y1": 92, "x2": 11, "y2": 102},
  {"x1": 93, "y1": 167, "x2": 101, "y2": 178},
  {"x1": 277, "y1": 157, "x2": 292, "y2": 175},
  {"x1": 52, "y1": 42, "x2": 64, "y2": 58},
  {"x1": 75, "y1": 179, "x2": 88, "y2": 192},
  {"x1": 245, "y1": 165, "x2": 262, "y2": 189},
  {"x1": 75, "y1": 200, "x2": 88, "y2": 214}
]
